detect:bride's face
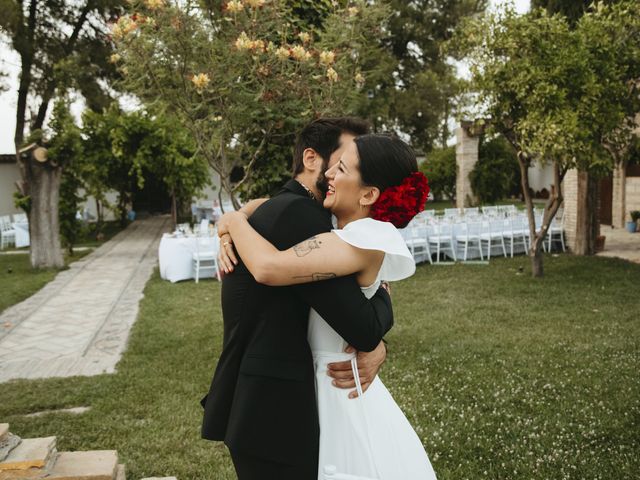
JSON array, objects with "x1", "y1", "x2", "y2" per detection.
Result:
[{"x1": 323, "y1": 141, "x2": 370, "y2": 218}]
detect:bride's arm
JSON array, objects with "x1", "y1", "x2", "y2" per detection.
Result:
[{"x1": 219, "y1": 211, "x2": 382, "y2": 286}]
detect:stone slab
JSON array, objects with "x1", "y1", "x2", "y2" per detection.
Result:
[
  {"x1": 46, "y1": 451, "x2": 118, "y2": 480},
  {"x1": 115, "y1": 464, "x2": 125, "y2": 480},
  {"x1": 0, "y1": 434, "x2": 21, "y2": 464},
  {"x1": 0, "y1": 437, "x2": 56, "y2": 471}
]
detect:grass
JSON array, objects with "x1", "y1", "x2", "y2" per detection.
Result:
[
  {"x1": 0, "y1": 250, "x2": 91, "y2": 315},
  {"x1": 0, "y1": 254, "x2": 638, "y2": 479}
]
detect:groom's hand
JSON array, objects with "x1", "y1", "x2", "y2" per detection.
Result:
[{"x1": 327, "y1": 341, "x2": 387, "y2": 399}]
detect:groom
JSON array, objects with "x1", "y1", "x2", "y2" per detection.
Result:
[{"x1": 201, "y1": 118, "x2": 393, "y2": 479}]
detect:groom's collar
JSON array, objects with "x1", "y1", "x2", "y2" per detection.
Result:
[
  {"x1": 282, "y1": 179, "x2": 314, "y2": 199},
  {"x1": 281, "y1": 179, "x2": 329, "y2": 213}
]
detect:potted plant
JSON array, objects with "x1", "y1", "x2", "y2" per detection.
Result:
[{"x1": 629, "y1": 211, "x2": 640, "y2": 233}]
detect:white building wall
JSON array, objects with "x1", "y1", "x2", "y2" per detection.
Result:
[
  {"x1": 0, "y1": 163, "x2": 22, "y2": 216},
  {"x1": 527, "y1": 161, "x2": 554, "y2": 194}
]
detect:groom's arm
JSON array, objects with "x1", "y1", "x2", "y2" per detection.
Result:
[{"x1": 272, "y1": 199, "x2": 394, "y2": 352}]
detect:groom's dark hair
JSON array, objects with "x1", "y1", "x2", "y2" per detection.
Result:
[{"x1": 292, "y1": 117, "x2": 369, "y2": 176}]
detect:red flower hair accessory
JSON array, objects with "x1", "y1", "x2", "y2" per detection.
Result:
[{"x1": 369, "y1": 172, "x2": 430, "y2": 229}]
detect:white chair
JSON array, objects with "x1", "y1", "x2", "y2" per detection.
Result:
[
  {"x1": 11, "y1": 213, "x2": 27, "y2": 223},
  {"x1": 199, "y1": 218, "x2": 210, "y2": 235},
  {"x1": 422, "y1": 209, "x2": 436, "y2": 219},
  {"x1": 547, "y1": 209, "x2": 566, "y2": 252},
  {"x1": 192, "y1": 232, "x2": 220, "y2": 283},
  {"x1": 444, "y1": 207, "x2": 461, "y2": 219},
  {"x1": 427, "y1": 222, "x2": 457, "y2": 262},
  {"x1": 502, "y1": 217, "x2": 524, "y2": 257},
  {"x1": 479, "y1": 219, "x2": 507, "y2": 259},
  {"x1": 455, "y1": 221, "x2": 483, "y2": 261},
  {"x1": 481, "y1": 205, "x2": 499, "y2": 216},
  {"x1": 402, "y1": 224, "x2": 432, "y2": 265},
  {"x1": 512, "y1": 215, "x2": 531, "y2": 252},
  {"x1": 0, "y1": 215, "x2": 16, "y2": 249},
  {"x1": 463, "y1": 207, "x2": 479, "y2": 217}
]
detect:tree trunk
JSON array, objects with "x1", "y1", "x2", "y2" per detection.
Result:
[
  {"x1": 170, "y1": 189, "x2": 177, "y2": 228},
  {"x1": 95, "y1": 197, "x2": 103, "y2": 233},
  {"x1": 574, "y1": 171, "x2": 599, "y2": 255},
  {"x1": 29, "y1": 162, "x2": 64, "y2": 269},
  {"x1": 530, "y1": 240, "x2": 544, "y2": 277},
  {"x1": 515, "y1": 151, "x2": 544, "y2": 277}
]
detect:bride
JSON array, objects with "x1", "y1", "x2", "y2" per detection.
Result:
[{"x1": 217, "y1": 134, "x2": 437, "y2": 480}]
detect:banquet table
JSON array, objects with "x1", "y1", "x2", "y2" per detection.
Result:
[
  {"x1": 158, "y1": 233, "x2": 219, "y2": 282},
  {"x1": 404, "y1": 214, "x2": 537, "y2": 262},
  {"x1": 12, "y1": 222, "x2": 30, "y2": 248}
]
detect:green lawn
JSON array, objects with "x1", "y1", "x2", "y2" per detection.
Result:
[
  {"x1": 0, "y1": 251, "x2": 91, "y2": 315},
  {"x1": 0, "y1": 254, "x2": 638, "y2": 479}
]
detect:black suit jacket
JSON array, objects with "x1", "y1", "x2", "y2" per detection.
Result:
[{"x1": 200, "y1": 180, "x2": 394, "y2": 468}]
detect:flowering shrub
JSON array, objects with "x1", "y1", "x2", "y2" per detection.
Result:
[{"x1": 112, "y1": 0, "x2": 388, "y2": 206}]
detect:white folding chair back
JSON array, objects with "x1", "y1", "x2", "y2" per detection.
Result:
[
  {"x1": 479, "y1": 219, "x2": 507, "y2": 259},
  {"x1": 11, "y1": 213, "x2": 27, "y2": 223},
  {"x1": 427, "y1": 221, "x2": 457, "y2": 262},
  {"x1": 192, "y1": 233, "x2": 220, "y2": 283},
  {"x1": 547, "y1": 208, "x2": 566, "y2": 252},
  {"x1": 481, "y1": 205, "x2": 498, "y2": 216},
  {"x1": 0, "y1": 215, "x2": 16, "y2": 249},
  {"x1": 455, "y1": 221, "x2": 483, "y2": 261},
  {"x1": 444, "y1": 207, "x2": 461, "y2": 219}
]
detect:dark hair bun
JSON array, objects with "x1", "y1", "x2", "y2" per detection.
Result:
[{"x1": 354, "y1": 134, "x2": 429, "y2": 228}]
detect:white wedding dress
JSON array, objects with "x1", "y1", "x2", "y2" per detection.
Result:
[{"x1": 308, "y1": 218, "x2": 437, "y2": 480}]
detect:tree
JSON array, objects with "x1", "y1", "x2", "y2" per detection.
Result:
[
  {"x1": 451, "y1": 2, "x2": 640, "y2": 276},
  {"x1": 50, "y1": 98, "x2": 84, "y2": 254},
  {"x1": 81, "y1": 106, "x2": 210, "y2": 228},
  {"x1": 0, "y1": 0, "x2": 125, "y2": 267},
  {"x1": 382, "y1": 0, "x2": 488, "y2": 153},
  {"x1": 113, "y1": 0, "x2": 388, "y2": 209},
  {"x1": 420, "y1": 146, "x2": 456, "y2": 202},
  {"x1": 471, "y1": 136, "x2": 520, "y2": 204},
  {"x1": 532, "y1": 0, "x2": 634, "y2": 253}
]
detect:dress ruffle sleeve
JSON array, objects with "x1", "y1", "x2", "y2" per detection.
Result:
[{"x1": 332, "y1": 217, "x2": 415, "y2": 282}]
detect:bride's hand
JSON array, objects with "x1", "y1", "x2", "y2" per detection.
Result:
[
  {"x1": 327, "y1": 341, "x2": 387, "y2": 398},
  {"x1": 218, "y1": 233, "x2": 238, "y2": 274}
]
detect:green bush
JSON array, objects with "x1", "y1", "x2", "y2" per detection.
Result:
[
  {"x1": 420, "y1": 146, "x2": 456, "y2": 202},
  {"x1": 470, "y1": 136, "x2": 521, "y2": 204}
]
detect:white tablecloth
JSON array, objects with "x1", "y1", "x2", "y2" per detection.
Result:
[
  {"x1": 158, "y1": 234, "x2": 219, "y2": 282},
  {"x1": 13, "y1": 222, "x2": 29, "y2": 248}
]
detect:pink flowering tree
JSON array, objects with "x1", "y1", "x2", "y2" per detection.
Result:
[{"x1": 111, "y1": 0, "x2": 388, "y2": 209}]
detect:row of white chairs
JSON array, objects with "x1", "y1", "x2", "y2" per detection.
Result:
[
  {"x1": 402, "y1": 210, "x2": 565, "y2": 264},
  {"x1": 1, "y1": 214, "x2": 27, "y2": 249}
]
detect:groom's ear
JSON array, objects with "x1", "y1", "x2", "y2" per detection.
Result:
[{"x1": 302, "y1": 148, "x2": 322, "y2": 172}]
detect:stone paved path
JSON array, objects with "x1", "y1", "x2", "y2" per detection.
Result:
[
  {"x1": 597, "y1": 225, "x2": 640, "y2": 264},
  {"x1": 0, "y1": 215, "x2": 171, "y2": 383}
]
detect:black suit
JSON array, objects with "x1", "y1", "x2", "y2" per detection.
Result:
[{"x1": 201, "y1": 180, "x2": 394, "y2": 478}]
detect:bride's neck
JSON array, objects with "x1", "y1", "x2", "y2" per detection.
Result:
[{"x1": 336, "y1": 210, "x2": 369, "y2": 229}]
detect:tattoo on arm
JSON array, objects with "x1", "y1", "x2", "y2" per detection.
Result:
[
  {"x1": 293, "y1": 236, "x2": 322, "y2": 257},
  {"x1": 293, "y1": 272, "x2": 337, "y2": 282}
]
